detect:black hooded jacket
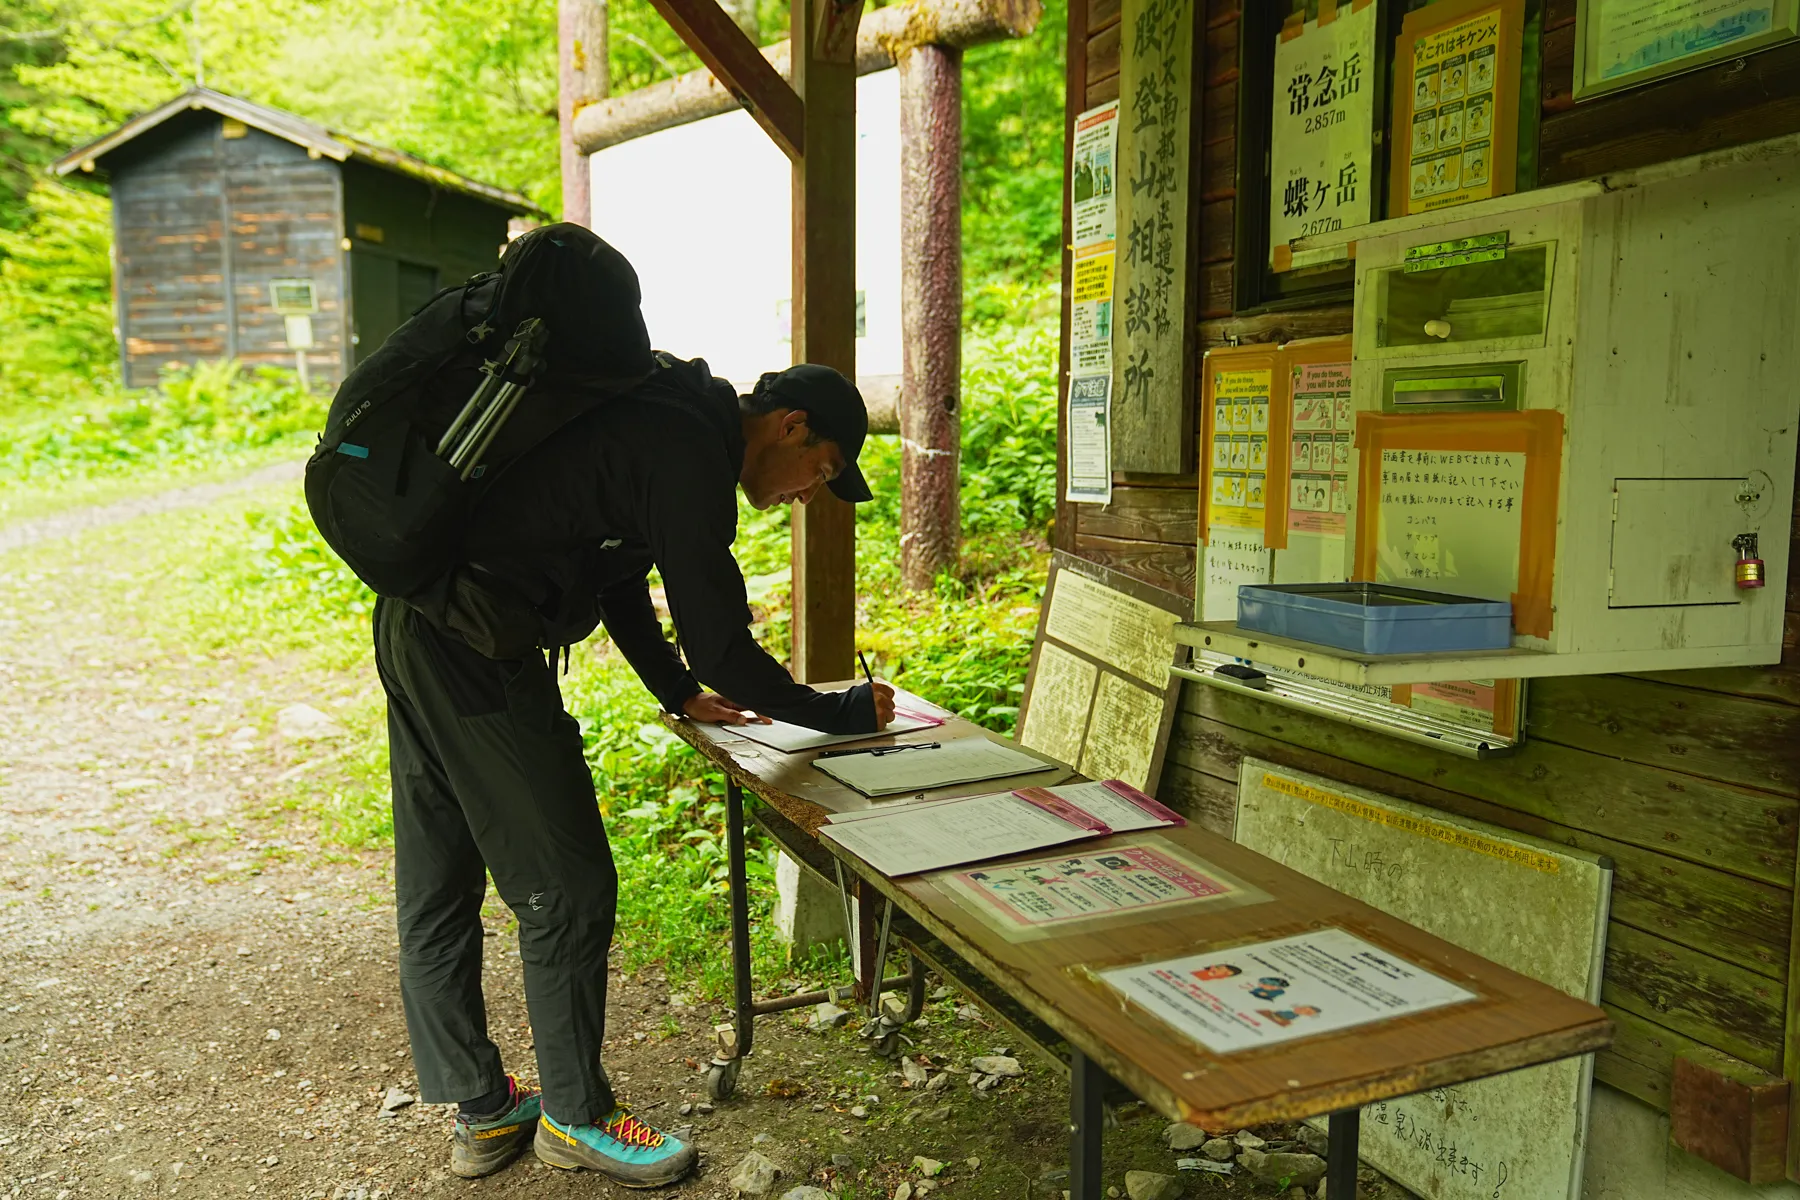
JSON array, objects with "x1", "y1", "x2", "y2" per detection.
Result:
[{"x1": 455, "y1": 355, "x2": 876, "y2": 735}]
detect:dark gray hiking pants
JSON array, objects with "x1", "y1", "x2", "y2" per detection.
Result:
[{"x1": 372, "y1": 596, "x2": 618, "y2": 1124}]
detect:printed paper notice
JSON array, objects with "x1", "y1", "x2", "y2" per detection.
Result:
[
  {"x1": 1269, "y1": 0, "x2": 1378, "y2": 260},
  {"x1": 1071, "y1": 102, "x2": 1120, "y2": 247},
  {"x1": 1201, "y1": 528, "x2": 1272, "y2": 624},
  {"x1": 1593, "y1": 0, "x2": 1777, "y2": 83},
  {"x1": 1207, "y1": 367, "x2": 1272, "y2": 531},
  {"x1": 1071, "y1": 246, "x2": 1116, "y2": 376},
  {"x1": 1077, "y1": 673, "x2": 1162, "y2": 791},
  {"x1": 1374, "y1": 448, "x2": 1525, "y2": 602},
  {"x1": 948, "y1": 843, "x2": 1240, "y2": 932},
  {"x1": 1044, "y1": 570, "x2": 1180, "y2": 690},
  {"x1": 1019, "y1": 643, "x2": 1098, "y2": 768},
  {"x1": 1406, "y1": 5, "x2": 1504, "y2": 212},
  {"x1": 1288, "y1": 359, "x2": 1352, "y2": 537},
  {"x1": 1067, "y1": 374, "x2": 1113, "y2": 504},
  {"x1": 1099, "y1": 928, "x2": 1476, "y2": 1054}
]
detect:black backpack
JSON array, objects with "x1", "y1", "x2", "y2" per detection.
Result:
[{"x1": 304, "y1": 223, "x2": 653, "y2": 603}]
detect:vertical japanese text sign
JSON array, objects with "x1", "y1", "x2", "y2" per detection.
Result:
[
  {"x1": 1113, "y1": 0, "x2": 1196, "y2": 474},
  {"x1": 1269, "y1": 1, "x2": 1380, "y2": 268}
]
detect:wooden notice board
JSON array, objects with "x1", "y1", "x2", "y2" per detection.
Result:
[
  {"x1": 1235, "y1": 761, "x2": 1611, "y2": 1200},
  {"x1": 1017, "y1": 553, "x2": 1186, "y2": 794},
  {"x1": 1112, "y1": 0, "x2": 1198, "y2": 473}
]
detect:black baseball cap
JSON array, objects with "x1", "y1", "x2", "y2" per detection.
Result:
[{"x1": 753, "y1": 363, "x2": 873, "y2": 503}]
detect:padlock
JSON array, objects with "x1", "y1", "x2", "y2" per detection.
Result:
[{"x1": 1733, "y1": 533, "x2": 1766, "y2": 589}]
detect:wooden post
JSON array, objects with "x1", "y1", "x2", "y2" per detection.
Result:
[
  {"x1": 559, "y1": 0, "x2": 610, "y2": 226},
  {"x1": 898, "y1": 44, "x2": 962, "y2": 590},
  {"x1": 1054, "y1": 0, "x2": 1086, "y2": 553},
  {"x1": 789, "y1": 0, "x2": 864, "y2": 682}
]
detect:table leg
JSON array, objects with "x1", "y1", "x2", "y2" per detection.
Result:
[
  {"x1": 1327, "y1": 1108, "x2": 1360, "y2": 1198},
  {"x1": 1069, "y1": 1048, "x2": 1106, "y2": 1200},
  {"x1": 703, "y1": 779, "x2": 754, "y2": 1100}
]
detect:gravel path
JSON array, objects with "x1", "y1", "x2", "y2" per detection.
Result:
[{"x1": 0, "y1": 461, "x2": 305, "y2": 556}]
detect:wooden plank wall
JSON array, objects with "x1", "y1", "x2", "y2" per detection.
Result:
[{"x1": 1063, "y1": 0, "x2": 1800, "y2": 1115}]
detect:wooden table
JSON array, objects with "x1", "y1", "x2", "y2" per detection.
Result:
[{"x1": 664, "y1": 692, "x2": 1612, "y2": 1199}]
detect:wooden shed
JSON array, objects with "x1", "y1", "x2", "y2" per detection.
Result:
[
  {"x1": 51, "y1": 89, "x2": 545, "y2": 390},
  {"x1": 1057, "y1": 0, "x2": 1800, "y2": 1190}
]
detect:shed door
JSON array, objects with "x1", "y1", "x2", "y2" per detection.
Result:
[{"x1": 1608, "y1": 478, "x2": 1746, "y2": 607}]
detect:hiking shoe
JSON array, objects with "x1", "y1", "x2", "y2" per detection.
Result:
[
  {"x1": 535, "y1": 1107, "x2": 698, "y2": 1187},
  {"x1": 451, "y1": 1075, "x2": 541, "y2": 1178}
]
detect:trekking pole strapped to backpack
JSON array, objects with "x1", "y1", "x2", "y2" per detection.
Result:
[
  {"x1": 304, "y1": 223, "x2": 653, "y2": 604},
  {"x1": 441, "y1": 318, "x2": 550, "y2": 478}
]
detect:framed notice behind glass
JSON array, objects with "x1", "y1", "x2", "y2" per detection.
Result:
[
  {"x1": 1573, "y1": 0, "x2": 1799, "y2": 98},
  {"x1": 1389, "y1": 0, "x2": 1529, "y2": 218}
]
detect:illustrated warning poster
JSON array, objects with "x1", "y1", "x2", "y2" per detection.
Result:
[{"x1": 1099, "y1": 927, "x2": 1476, "y2": 1054}]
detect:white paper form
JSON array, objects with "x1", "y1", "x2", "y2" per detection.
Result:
[
  {"x1": 820, "y1": 790, "x2": 1096, "y2": 876},
  {"x1": 732, "y1": 705, "x2": 945, "y2": 754},
  {"x1": 1029, "y1": 781, "x2": 1182, "y2": 834},
  {"x1": 813, "y1": 736, "x2": 1057, "y2": 797}
]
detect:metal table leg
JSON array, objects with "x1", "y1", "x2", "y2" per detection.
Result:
[
  {"x1": 703, "y1": 780, "x2": 754, "y2": 1100},
  {"x1": 1069, "y1": 1048, "x2": 1106, "y2": 1200},
  {"x1": 1327, "y1": 1108, "x2": 1360, "y2": 1198}
]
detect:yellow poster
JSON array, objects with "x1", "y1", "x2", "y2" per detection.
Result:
[
  {"x1": 1208, "y1": 367, "x2": 1271, "y2": 530},
  {"x1": 1405, "y1": 4, "x2": 1505, "y2": 213}
]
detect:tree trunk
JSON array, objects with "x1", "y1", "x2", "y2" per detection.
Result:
[
  {"x1": 559, "y1": 0, "x2": 610, "y2": 227},
  {"x1": 898, "y1": 44, "x2": 962, "y2": 591}
]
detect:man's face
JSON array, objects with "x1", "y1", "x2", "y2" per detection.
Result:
[{"x1": 741, "y1": 409, "x2": 848, "y2": 510}]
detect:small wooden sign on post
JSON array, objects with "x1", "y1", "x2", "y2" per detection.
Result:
[{"x1": 1112, "y1": 0, "x2": 1197, "y2": 475}]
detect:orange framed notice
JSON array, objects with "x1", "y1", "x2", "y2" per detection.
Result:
[
  {"x1": 1199, "y1": 345, "x2": 1283, "y2": 545},
  {"x1": 1273, "y1": 336, "x2": 1353, "y2": 552},
  {"x1": 1352, "y1": 409, "x2": 1563, "y2": 639},
  {"x1": 1388, "y1": 0, "x2": 1525, "y2": 218}
]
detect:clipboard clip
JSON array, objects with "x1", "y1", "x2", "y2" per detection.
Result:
[{"x1": 816, "y1": 741, "x2": 941, "y2": 760}]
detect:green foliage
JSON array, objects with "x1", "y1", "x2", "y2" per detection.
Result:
[
  {"x1": 0, "y1": 178, "x2": 114, "y2": 381},
  {"x1": 0, "y1": 359, "x2": 322, "y2": 491},
  {"x1": 962, "y1": 0, "x2": 1068, "y2": 320}
]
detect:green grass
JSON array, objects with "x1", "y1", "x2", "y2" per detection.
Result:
[{"x1": 0, "y1": 359, "x2": 324, "y2": 527}]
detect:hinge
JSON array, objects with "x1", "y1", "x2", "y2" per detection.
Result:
[{"x1": 1610, "y1": 489, "x2": 1620, "y2": 521}]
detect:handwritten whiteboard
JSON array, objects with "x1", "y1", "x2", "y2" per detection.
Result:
[{"x1": 1234, "y1": 760, "x2": 1611, "y2": 1200}]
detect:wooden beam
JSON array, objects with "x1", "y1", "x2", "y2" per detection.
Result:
[
  {"x1": 572, "y1": 0, "x2": 1041, "y2": 154},
  {"x1": 788, "y1": 0, "x2": 863, "y2": 682},
  {"x1": 1671, "y1": 1047, "x2": 1790, "y2": 1185},
  {"x1": 646, "y1": 0, "x2": 806, "y2": 158}
]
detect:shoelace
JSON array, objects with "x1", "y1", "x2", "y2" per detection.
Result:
[{"x1": 602, "y1": 1108, "x2": 665, "y2": 1149}]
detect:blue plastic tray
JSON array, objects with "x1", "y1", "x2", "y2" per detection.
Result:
[{"x1": 1235, "y1": 583, "x2": 1513, "y2": 655}]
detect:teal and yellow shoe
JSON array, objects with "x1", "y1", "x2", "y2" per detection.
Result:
[
  {"x1": 450, "y1": 1075, "x2": 541, "y2": 1179},
  {"x1": 535, "y1": 1107, "x2": 699, "y2": 1188}
]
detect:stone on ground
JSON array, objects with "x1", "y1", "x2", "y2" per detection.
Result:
[
  {"x1": 810, "y1": 1001, "x2": 850, "y2": 1031},
  {"x1": 1234, "y1": 1129, "x2": 1266, "y2": 1150},
  {"x1": 276, "y1": 703, "x2": 344, "y2": 742},
  {"x1": 1165, "y1": 1121, "x2": 1208, "y2": 1150},
  {"x1": 1238, "y1": 1149, "x2": 1326, "y2": 1190},
  {"x1": 1123, "y1": 1169, "x2": 1183, "y2": 1200},
  {"x1": 970, "y1": 1054, "x2": 1022, "y2": 1077},
  {"x1": 729, "y1": 1150, "x2": 783, "y2": 1197},
  {"x1": 913, "y1": 1156, "x2": 944, "y2": 1177},
  {"x1": 1201, "y1": 1137, "x2": 1236, "y2": 1161},
  {"x1": 1297, "y1": 1123, "x2": 1329, "y2": 1157},
  {"x1": 781, "y1": 1189, "x2": 834, "y2": 1200},
  {"x1": 377, "y1": 1087, "x2": 413, "y2": 1117}
]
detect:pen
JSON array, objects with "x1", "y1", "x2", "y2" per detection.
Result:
[
  {"x1": 858, "y1": 649, "x2": 875, "y2": 689},
  {"x1": 817, "y1": 741, "x2": 940, "y2": 760}
]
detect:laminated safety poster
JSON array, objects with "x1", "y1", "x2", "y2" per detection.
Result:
[
  {"x1": 1067, "y1": 101, "x2": 1120, "y2": 504},
  {"x1": 1099, "y1": 927, "x2": 1476, "y2": 1054}
]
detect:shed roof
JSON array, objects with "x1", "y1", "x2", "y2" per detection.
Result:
[{"x1": 50, "y1": 88, "x2": 548, "y2": 218}]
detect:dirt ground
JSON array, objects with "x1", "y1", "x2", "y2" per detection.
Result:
[{"x1": 0, "y1": 472, "x2": 1417, "y2": 1200}]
